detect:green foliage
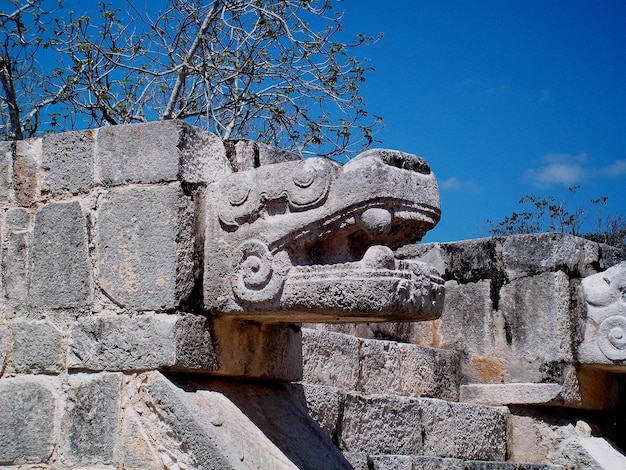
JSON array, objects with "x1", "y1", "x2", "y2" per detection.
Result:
[
  {"x1": 486, "y1": 186, "x2": 626, "y2": 248},
  {"x1": 0, "y1": 0, "x2": 381, "y2": 158}
]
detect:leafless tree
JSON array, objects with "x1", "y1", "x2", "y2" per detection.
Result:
[{"x1": 1, "y1": 0, "x2": 381, "y2": 158}]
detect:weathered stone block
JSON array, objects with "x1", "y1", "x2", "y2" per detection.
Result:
[
  {"x1": 97, "y1": 121, "x2": 229, "y2": 185},
  {"x1": 0, "y1": 140, "x2": 13, "y2": 204},
  {"x1": 210, "y1": 318, "x2": 303, "y2": 381},
  {"x1": 41, "y1": 129, "x2": 94, "y2": 194},
  {"x1": 398, "y1": 342, "x2": 460, "y2": 401},
  {"x1": 96, "y1": 184, "x2": 194, "y2": 309},
  {"x1": 97, "y1": 121, "x2": 181, "y2": 184},
  {"x1": 0, "y1": 325, "x2": 7, "y2": 376},
  {"x1": 68, "y1": 313, "x2": 216, "y2": 372},
  {"x1": 3, "y1": 229, "x2": 28, "y2": 309},
  {"x1": 116, "y1": 407, "x2": 161, "y2": 468},
  {"x1": 302, "y1": 328, "x2": 360, "y2": 390},
  {"x1": 340, "y1": 393, "x2": 423, "y2": 455},
  {"x1": 343, "y1": 452, "x2": 369, "y2": 470},
  {"x1": 140, "y1": 371, "x2": 350, "y2": 469},
  {"x1": 502, "y1": 233, "x2": 583, "y2": 280},
  {"x1": 302, "y1": 383, "x2": 345, "y2": 442},
  {"x1": 14, "y1": 137, "x2": 41, "y2": 205},
  {"x1": 499, "y1": 271, "x2": 573, "y2": 374},
  {"x1": 5, "y1": 206, "x2": 30, "y2": 229},
  {"x1": 460, "y1": 383, "x2": 564, "y2": 406},
  {"x1": 60, "y1": 372, "x2": 121, "y2": 466},
  {"x1": 28, "y1": 200, "x2": 91, "y2": 308},
  {"x1": 11, "y1": 320, "x2": 65, "y2": 374},
  {"x1": 369, "y1": 454, "x2": 413, "y2": 470},
  {"x1": 179, "y1": 123, "x2": 231, "y2": 183},
  {"x1": 420, "y1": 399, "x2": 508, "y2": 461},
  {"x1": 0, "y1": 376, "x2": 57, "y2": 464},
  {"x1": 413, "y1": 456, "x2": 463, "y2": 469},
  {"x1": 359, "y1": 339, "x2": 402, "y2": 394}
]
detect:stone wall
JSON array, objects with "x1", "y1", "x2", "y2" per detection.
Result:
[
  {"x1": 1, "y1": 121, "x2": 625, "y2": 469},
  {"x1": 0, "y1": 122, "x2": 307, "y2": 468}
]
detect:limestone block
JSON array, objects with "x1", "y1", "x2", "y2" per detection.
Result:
[
  {"x1": 3, "y1": 216, "x2": 29, "y2": 309},
  {"x1": 412, "y1": 456, "x2": 463, "y2": 469},
  {"x1": 368, "y1": 454, "x2": 413, "y2": 470},
  {"x1": 358, "y1": 338, "x2": 402, "y2": 394},
  {"x1": 502, "y1": 233, "x2": 583, "y2": 280},
  {"x1": 301, "y1": 383, "x2": 345, "y2": 442},
  {"x1": 14, "y1": 137, "x2": 41, "y2": 205},
  {"x1": 463, "y1": 463, "x2": 560, "y2": 469},
  {"x1": 340, "y1": 393, "x2": 423, "y2": 455},
  {"x1": 460, "y1": 383, "x2": 564, "y2": 406},
  {"x1": 420, "y1": 398, "x2": 508, "y2": 461},
  {"x1": 343, "y1": 452, "x2": 369, "y2": 470},
  {"x1": 578, "y1": 262, "x2": 626, "y2": 368},
  {"x1": 28, "y1": 200, "x2": 91, "y2": 308},
  {"x1": 0, "y1": 376, "x2": 57, "y2": 464},
  {"x1": 41, "y1": 129, "x2": 94, "y2": 194},
  {"x1": 0, "y1": 326, "x2": 6, "y2": 375},
  {"x1": 68, "y1": 313, "x2": 216, "y2": 372},
  {"x1": 5, "y1": 206, "x2": 30, "y2": 229},
  {"x1": 225, "y1": 139, "x2": 300, "y2": 171},
  {"x1": 178, "y1": 123, "x2": 230, "y2": 184},
  {"x1": 11, "y1": 320, "x2": 65, "y2": 374},
  {"x1": 397, "y1": 237, "x2": 504, "y2": 285},
  {"x1": 60, "y1": 372, "x2": 121, "y2": 466},
  {"x1": 499, "y1": 271, "x2": 573, "y2": 373},
  {"x1": 96, "y1": 184, "x2": 194, "y2": 310},
  {"x1": 116, "y1": 407, "x2": 161, "y2": 469},
  {"x1": 97, "y1": 121, "x2": 181, "y2": 184},
  {"x1": 210, "y1": 318, "x2": 302, "y2": 381},
  {"x1": 398, "y1": 342, "x2": 460, "y2": 401},
  {"x1": 97, "y1": 120, "x2": 229, "y2": 185},
  {"x1": 0, "y1": 140, "x2": 13, "y2": 204},
  {"x1": 418, "y1": 280, "x2": 493, "y2": 354},
  {"x1": 302, "y1": 328, "x2": 360, "y2": 390},
  {"x1": 140, "y1": 371, "x2": 351, "y2": 469}
]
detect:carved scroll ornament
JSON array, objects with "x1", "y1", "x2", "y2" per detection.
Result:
[{"x1": 581, "y1": 262, "x2": 626, "y2": 363}]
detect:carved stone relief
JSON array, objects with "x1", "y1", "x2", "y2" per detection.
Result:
[
  {"x1": 203, "y1": 148, "x2": 445, "y2": 322},
  {"x1": 580, "y1": 262, "x2": 626, "y2": 364}
]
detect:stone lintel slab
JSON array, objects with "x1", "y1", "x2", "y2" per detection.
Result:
[
  {"x1": 460, "y1": 383, "x2": 564, "y2": 406},
  {"x1": 68, "y1": 313, "x2": 302, "y2": 380}
]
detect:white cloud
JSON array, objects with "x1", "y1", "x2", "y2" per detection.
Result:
[
  {"x1": 440, "y1": 177, "x2": 482, "y2": 193},
  {"x1": 524, "y1": 152, "x2": 625, "y2": 187},
  {"x1": 602, "y1": 159, "x2": 626, "y2": 176},
  {"x1": 523, "y1": 153, "x2": 587, "y2": 187}
]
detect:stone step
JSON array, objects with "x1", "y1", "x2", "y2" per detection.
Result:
[
  {"x1": 344, "y1": 453, "x2": 562, "y2": 469},
  {"x1": 302, "y1": 384, "x2": 509, "y2": 462},
  {"x1": 302, "y1": 328, "x2": 461, "y2": 401}
]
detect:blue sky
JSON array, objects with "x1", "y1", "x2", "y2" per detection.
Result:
[
  {"x1": 12, "y1": 0, "x2": 625, "y2": 243},
  {"x1": 340, "y1": 0, "x2": 626, "y2": 242}
]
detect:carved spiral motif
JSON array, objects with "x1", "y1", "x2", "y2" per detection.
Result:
[
  {"x1": 598, "y1": 315, "x2": 626, "y2": 361},
  {"x1": 231, "y1": 239, "x2": 284, "y2": 303}
]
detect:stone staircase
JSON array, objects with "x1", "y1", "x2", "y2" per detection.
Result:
[{"x1": 301, "y1": 328, "x2": 562, "y2": 470}]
